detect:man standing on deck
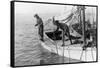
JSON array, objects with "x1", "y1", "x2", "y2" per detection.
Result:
[
  {"x1": 34, "y1": 14, "x2": 44, "y2": 42},
  {"x1": 52, "y1": 17, "x2": 72, "y2": 46}
]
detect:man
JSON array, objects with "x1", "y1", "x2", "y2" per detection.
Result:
[
  {"x1": 34, "y1": 14, "x2": 44, "y2": 41},
  {"x1": 52, "y1": 17, "x2": 72, "y2": 46}
]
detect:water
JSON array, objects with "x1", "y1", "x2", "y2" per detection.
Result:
[
  {"x1": 15, "y1": 23, "x2": 42, "y2": 66},
  {"x1": 15, "y1": 22, "x2": 83, "y2": 66},
  {"x1": 14, "y1": 22, "x2": 63, "y2": 66},
  {"x1": 14, "y1": 13, "x2": 61, "y2": 66}
]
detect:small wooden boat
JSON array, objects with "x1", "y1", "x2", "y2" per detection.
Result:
[
  {"x1": 40, "y1": 6, "x2": 97, "y2": 62},
  {"x1": 40, "y1": 30, "x2": 96, "y2": 62}
]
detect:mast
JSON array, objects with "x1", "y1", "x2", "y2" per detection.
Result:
[
  {"x1": 79, "y1": 6, "x2": 87, "y2": 61},
  {"x1": 81, "y1": 6, "x2": 86, "y2": 50},
  {"x1": 78, "y1": 6, "x2": 86, "y2": 48},
  {"x1": 82, "y1": 6, "x2": 87, "y2": 61}
]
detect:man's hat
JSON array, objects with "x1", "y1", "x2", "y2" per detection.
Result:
[{"x1": 34, "y1": 14, "x2": 38, "y2": 17}]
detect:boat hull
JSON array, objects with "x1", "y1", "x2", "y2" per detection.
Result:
[{"x1": 40, "y1": 32, "x2": 96, "y2": 62}]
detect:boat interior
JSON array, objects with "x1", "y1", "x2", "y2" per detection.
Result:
[{"x1": 45, "y1": 31, "x2": 83, "y2": 44}]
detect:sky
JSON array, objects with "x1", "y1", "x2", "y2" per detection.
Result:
[
  {"x1": 15, "y1": 2, "x2": 97, "y2": 24},
  {"x1": 15, "y1": 2, "x2": 66, "y2": 15}
]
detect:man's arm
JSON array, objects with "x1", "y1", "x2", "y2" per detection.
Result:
[
  {"x1": 35, "y1": 23, "x2": 39, "y2": 26},
  {"x1": 55, "y1": 26, "x2": 59, "y2": 32},
  {"x1": 35, "y1": 19, "x2": 41, "y2": 26},
  {"x1": 35, "y1": 22, "x2": 42, "y2": 26}
]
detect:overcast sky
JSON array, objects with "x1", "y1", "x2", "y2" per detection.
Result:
[
  {"x1": 15, "y1": 2, "x2": 76, "y2": 16},
  {"x1": 15, "y1": 2, "x2": 97, "y2": 24}
]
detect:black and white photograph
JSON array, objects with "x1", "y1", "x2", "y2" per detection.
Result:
[{"x1": 11, "y1": 1, "x2": 98, "y2": 67}]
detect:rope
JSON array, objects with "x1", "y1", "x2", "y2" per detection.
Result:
[
  {"x1": 67, "y1": 46, "x2": 70, "y2": 63},
  {"x1": 62, "y1": 30, "x2": 65, "y2": 63},
  {"x1": 63, "y1": 45, "x2": 65, "y2": 63},
  {"x1": 53, "y1": 32, "x2": 59, "y2": 55},
  {"x1": 79, "y1": 43, "x2": 82, "y2": 61},
  {"x1": 91, "y1": 47, "x2": 94, "y2": 61},
  {"x1": 85, "y1": 50, "x2": 87, "y2": 61}
]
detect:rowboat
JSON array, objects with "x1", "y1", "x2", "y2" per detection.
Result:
[
  {"x1": 40, "y1": 6, "x2": 97, "y2": 62},
  {"x1": 40, "y1": 30, "x2": 96, "y2": 62}
]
